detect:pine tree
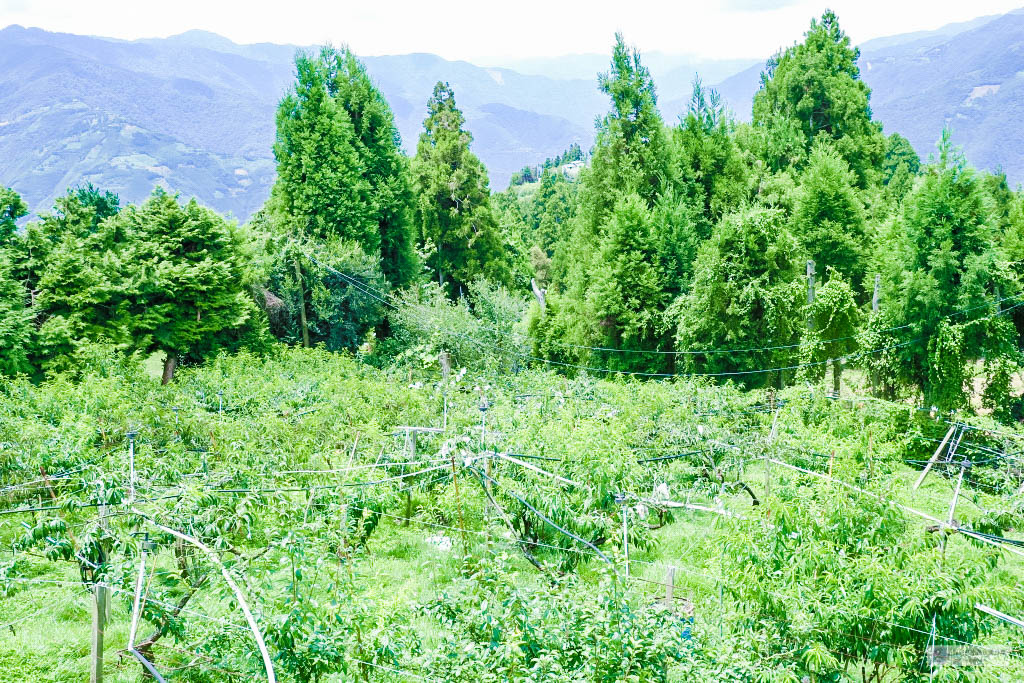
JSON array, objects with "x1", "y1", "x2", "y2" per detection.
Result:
[{"x1": 411, "y1": 82, "x2": 507, "y2": 296}]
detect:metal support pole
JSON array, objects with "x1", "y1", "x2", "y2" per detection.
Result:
[
  {"x1": 807, "y1": 260, "x2": 816, "y2": 331},
  {"x1": 616, "y1": 494, "x2": 630, "y2": 579},
  {"x1": 127, "y1": 431, "x2": 137, "y2": 505}
]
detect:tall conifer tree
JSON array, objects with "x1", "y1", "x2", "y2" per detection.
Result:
[{"x1": 411, "y1": 82, "x2": 506, "y2": 296}]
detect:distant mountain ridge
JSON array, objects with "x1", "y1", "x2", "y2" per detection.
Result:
[
  {"x1": 0, "y1": 26, "x2": 607, "y2": 219},
  {"x1": 2, "y1": 10, "x2": 1024, "y2": 221},
  {"x1": 714, "y1": 9, "x2": 1024, "y2": 184}
]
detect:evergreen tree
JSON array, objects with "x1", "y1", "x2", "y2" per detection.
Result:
[
  {"x1": 411, "y1": 82, "x2": 507, "y2": 296},
  {"x1": 673, "y1": 78, "x2": 748, "y2": 237},
  {"x1": 585, "y1": 193, "x2": 670, "y2": 372},
  {"x1": 324, "y1": 47, "x2": 418, "y2": 288},
  {"x1": 25, "y1": 193, "x2": 130, "y2": 371},
  {"x1": 0, "y1": 187, "x2": 27, "y2": 244},
  {"x1": 271, "y1": 49, "x2": 375, "y2": 247},
  {"x1": 0, "y1": 250, "x2": 31, "y2": 376},
  {"x1": 871, "y1": 131, "x2": 1018, "y2": 409},
  {"x1": 752, "y1": 10, "x2": 885, "y2": 187},
  {"x1": 791, "y1": 141, "x2": 867, "y2": 290},
  {"x1": 675, "y1": 207, "x2": 805, "y2": 387},
  {"x1": 529, "y1": 168, "x2": 578, "y2": 256},
  {"x1": 112, "y1": 191, "x2": 257, "y2": 382},
  {"x1": 882, "y1": 133, "x2": 920, "y2": 184},
  {"x1": 578, "y1": 32, "x2": 673, "y2": 235}
]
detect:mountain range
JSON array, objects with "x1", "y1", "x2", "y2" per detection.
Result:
[{"x1": 1, "y1": 9, "x2": 1023, "y2": 221}]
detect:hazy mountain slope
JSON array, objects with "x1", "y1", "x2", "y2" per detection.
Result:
[
  {"x1": 0, "y1": 26, "x2": 284, "y2": 219},
  {"x1": 5, "y1": 9, "x2": 1024, "y2": 222},
  {"x1": 711, "y1": 10, "x2": 1024, "y2": 184},
  {"x1": 0, "y1": 26, "x2": 599, "y2": 219}
]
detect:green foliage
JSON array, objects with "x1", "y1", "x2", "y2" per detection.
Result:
[
  {"x1": 380, "y1": 278, "x2": 528, "y2": 373},
  {"x1": 323, "y1": 47, "x2": 419, "y2": 288},
  {"x1": 752, "y1": 10, "x2": 886, "y2": 187},
  {"x1": 2, "y1": 346, "x2": 1022, "y2": 681},
  {"x1": 15, "y1": 189, "x2": 261, "y2": 377},
  {"x1": 883, "y1": 132, "x2": 921, "y2": 184},
  {"x1": 0, "y1": 186, "x2": 28, "y2": 244},
  {"x1": 110, "y1": 191, "x2": 258, "y2": 369},
  {"x1": 800, "y1": 269, "x2": 861, "y2": 388},
  {"x1": 791, "y1": 141, "x2": 867, "y2": 289},
  {"x1": 673, "y1": 78, "x2": 749, "y2": 232},
  {"x1": 723, "y1": 480, "x2": 993, "y2": 683},
  {"x1": 0, "y1": 250, "x2": 32, "y2": 376},
  {"x1": 272, "y1": 48, "x2": 375, "y2": 247},
  {"x1": 585, "y1": 193, "x2": 672, "y2": 372},
  {"x1": 880, "y1": 130, "x2": 1019, "y2": 408},
  {"x1": 508, "y1": 142, "x2": 584, "y2": 187},
  {"x1": 412, "y1": 82, "x2": 508, "y2": 296},
  {"x1": 579, "y1": 33, "x2": 673, "y2": 231},
  {"x1": 258, "y1": 216, "x2": 387, "y2": 353},
  {"x1": 675, "y1": 207, "x2": 805, "y2": 386},
  {"x1": 423, "y1": 558, "x2": 689, "y2": 681}
]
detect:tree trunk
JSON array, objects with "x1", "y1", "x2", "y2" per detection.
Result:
[
  {"x1": 161, "y1": 354, "x2": 177, "y2": 385},
  {"x1": 294, "y1": 259, "x2": 310, "y2": 348},
  {"x1": 833, "y1": 360, "x2": 842, "y2": 396}
]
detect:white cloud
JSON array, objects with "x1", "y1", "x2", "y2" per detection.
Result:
[{"x1": 1, "y1": 0, "x2": 1021, "y2": 61}]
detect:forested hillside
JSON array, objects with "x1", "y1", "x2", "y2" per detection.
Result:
[{"x1": 3, "y1": 9, "x2": 1024, "y2": 682}]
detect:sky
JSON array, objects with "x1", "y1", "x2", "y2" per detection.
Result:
[{"x1": 1, "y1": 0, "x2": 1022, "y2": 60}]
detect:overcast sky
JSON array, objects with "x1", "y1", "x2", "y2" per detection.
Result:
[{"x1": 1, "y1": 0, "x2": 1021, "y2": 60}]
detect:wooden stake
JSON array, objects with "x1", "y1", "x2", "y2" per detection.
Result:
[
  {"x1": 806, "y1": 260, "x2": 816, "y2": 331},
  {"x1": 449, "y1": 453, "x2": 467, "y2": 551},
  {"x1": 405, "y1": 431, "x2": 415, "y2": 526},
  {"x1": 621, "y1": 502, "x2": 630, "y2": 579},
  {"x1": 828, "y1": 450, "x2": 835, "y2": 479},
  {"x1": 663, "y1": 566, "x2": 676, "y2": 606},
  {"x1": 128, "y1": 550, "x2": 147, "y2": 648},
  {"x1": 484, "y1": 457, "x2": 493, "y2": 500},
  {"x1": 947, "y1": 460, "x2": 967, "y2": 527},
  {"x1": 914, "y1": 424, "x2": 956, "y2": 490},
  {"x1": 127, "y1": 431, "x2": 137, "y2": 505}
]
